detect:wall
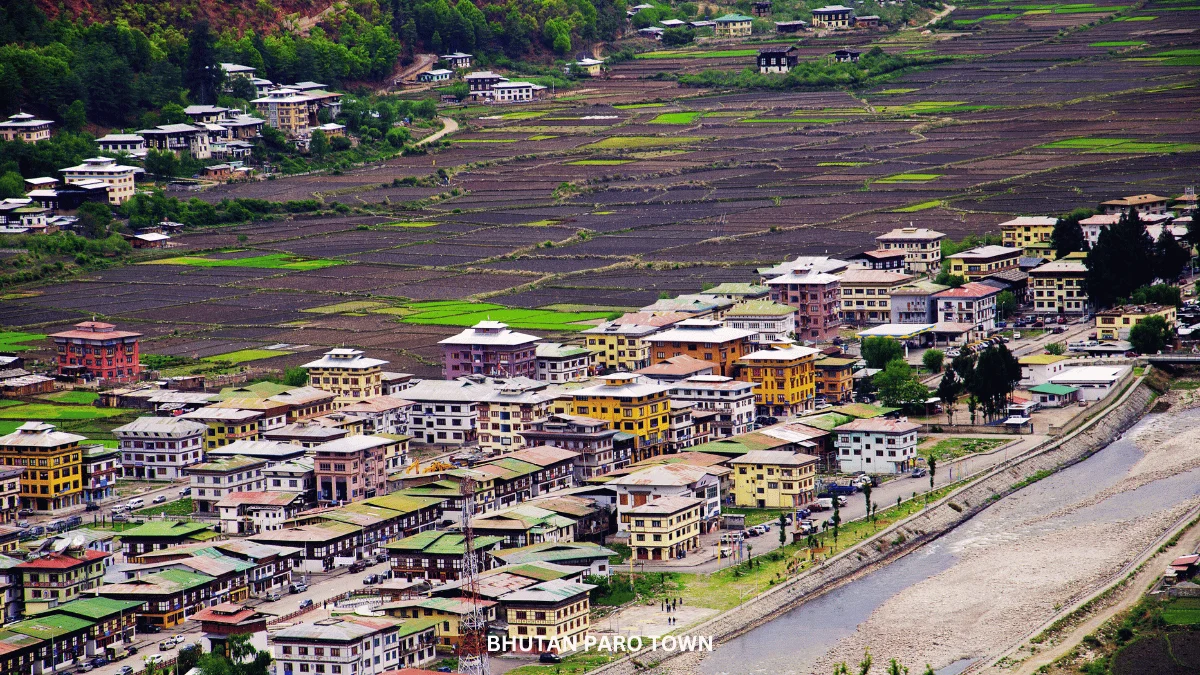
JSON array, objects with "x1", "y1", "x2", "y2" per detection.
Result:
[{"x1": 588, "y1": 379, "x2": 1155, "y2": 675}]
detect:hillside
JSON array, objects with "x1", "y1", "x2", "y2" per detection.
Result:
[{"x1": 32, "y1": 0, "x2": 340, "y2": 35}]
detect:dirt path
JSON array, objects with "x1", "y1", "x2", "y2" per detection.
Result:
[
  {"x1": 914, "y1": 3, "x2": 956, "y2": 29},
  {"x1": 380, "y1": 53, "x2": 438, "y2": 94},
  {"x1": 415, "y1": 117, "x2": 458, "y2": 146}
]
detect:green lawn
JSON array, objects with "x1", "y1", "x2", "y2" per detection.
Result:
[
  {"x1": 0, "y1": 403, "x2": 132, "y2": 420},
  {"x1": 507, "y1": 651, "x2": 624, "y2": 675},
  {"x1": 146, "y1": 253, "x2": 343, "y2": 271},
  {"x1": 918, "y1": 437, "x2": 1007, "y2": 461},
  {"x1": 584, "y1": 136, "x2": 702, "y2": 150},
  {"x1": 723, "y1": 507, "x2": 792, "y2": 527},
  {"x1": 648, "y1": 112, "x2": 701, "y2": 125},
  {"x1": 1163, "y1": 598, "x2": 1200, "y2": 625},
  {"x1": 42, "y1": 391, "x2": 100, "y2": 404},
  {"x1": 384, "y1": 301, "x2": 618, "y2": 331},
  {"x1": 0, "y1": 331, "x2": 46, "y2": 352},
  {"x1": 134, "y1": 498, "x2": 194, "y2": 517},
  {"x1": 1039, "y1": 137, "x2": 1200, "y2": 153},
  {"x1": 566, "y1": 159, "x2": 635, "y2": 166},
  {"x1": 202, "y1": 349, "x2": 290, "y2": 364},
  {"x1": 0, "y1": 421, "x2": 21, "y2": 435}
]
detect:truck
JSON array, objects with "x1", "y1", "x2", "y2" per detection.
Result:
[
  {"x1": 812, "y1": 498, "x2": 833, "y2": 511},
  {"x1": 826, "y1": 483, "x2": 858, "y2": 496}
]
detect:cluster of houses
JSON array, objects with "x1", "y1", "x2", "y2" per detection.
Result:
[{"x1": 634, "y1": 3, "x2": 881, "y2": 41}]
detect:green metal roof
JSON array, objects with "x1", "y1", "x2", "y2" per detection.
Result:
[
  {"x1": 724, "y1": 300, "x2": 796, "y2": 317},
  {"x1": 384, "y1": 531, "x2": 503, "y2": 555},
  {"x1": 1028, "y1": 383, "x2": 1079, "y2": 395},
  {"x1": 705, "y1": 283, "x2": 768, "y2": 296},
  {"x1": 34, "y1": 597, "x2": 142, "y2": 620},
  {"x1": 795, "y1": 412, "x2": 855, "y2": 431},
  {"x1": 215, "y1": 382, "x2": 295, "y2": 401},
  {"x1": 157, "y1": 568, "x2": 218, "y2": 590},
  {"x1": 8, "y1": 613, "x2": 93, "y2": 639},
  {"x1": 363, "y1": 493, "x2": 444, "y2": 514},
  {"x1": 828, "y1": 403, "x2": 898, "y2": 419},
  {"x1": 394, "y1": 617, "x2": 440, "y2": 638},
  {"x1": 120, "y1": 521, "x2": 213, "y2": 539},
  {"x1": 717, "y1": 13, "x2": 754, "y2": 21},
  {"x1": 505, "y1": 563, "x2": 576, "y2": 581}
]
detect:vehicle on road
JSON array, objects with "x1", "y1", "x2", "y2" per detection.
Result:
[
  {"x1": 85, "y1": 502, "x2": 100, "y2": 511},
  {"x1": 718, "y1": 546, "x2": 733, "y2": 558},
  {"x1": 141, "y1": 624, "x2": 160, "y2": 634},
  {"x1": 825, "y1": 483, "x2": 858, "y2": 496},
  {"x1": 145, "y1": 655, "x2": 165, "y2": 666},
  {"x1": 126, "y1": 498, "x2": 144, "y2": 509},
  {"x1": 817, "y1": 493, "x2": 849, "y2": 506},
  {"x1": 179, "y1": 487, "x2": 191, "y2": 496},
  {"x1": 118, "y1": 667, "x2": 134, "y2": 675},
  {"x1": 111, "y1": 514, "x2": 128, "y2": 522},
  {"x1": 363, "y1": 574, "x2": 379, "y2": 585},
  {"x1": 290, "y1": 582, "x2": 308, "y2": 593},
  {"x1": 15, "y1": 520, "x2": 28, "y2": 529},
  {"x1": 911, "y1": 467, "x2": 928, "y2": 478},
  {"x1": 266, "y1": 591, "x2": 283, "y2": 602},
  {"x1": 348, "y1": 560, "x2": 367, "y2": 573},
  {"x1": 539, "y1": 653, "x2": 562, "y2": 664},
  {"x1": 719, "y1": 532, "x2": 743, "y2": 544},
  {"x1": 797, "y1": 519, "x2": 818, "y2": 535},
  {"x1": 159, "y1": 639, "x2": 175, "y2": 651},
  {"x1": 90, "y1": 657, "x2": 107, "y2": 668},
  {"x1": 79, "y1": 662, "x2": 94, "y2": 671},
  {"x1": 298, "y1": 599, "x2": 314, "y2": 610},
  {"x1": 153, "y1": 495, "x2": 167, "y2": 504},
  {"x1": 812, "y1": 498, "x2": 832, "y2": 510}
]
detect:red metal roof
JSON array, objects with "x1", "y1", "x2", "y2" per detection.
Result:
[{"x1": 14, "y1": 550, "x2": 109, "y2": 570}]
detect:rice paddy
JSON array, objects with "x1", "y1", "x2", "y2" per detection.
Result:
[
  {"x1": 1039, "y1": 137, "x2": 1200, "y2": 153},
  {"x1": 876, "y1": 173, "x2": 944, "y2": 183},
  {"x1": 387, "y1": 301, "x2": 618, "y2": 331},
  {"x1": 0, "y1": 331, "x2": 46, "y2": 352},
  {"x1": 201, "y1": 349, "x2": 291, "y2": 364},
  {"x1": 648, "y1": 112, "x2": 701, "y2": 125},
  {"x1": 584, "y1": 136, "x2": 703, "y2": 150},
  {"x1": 146, "y1": 254, "x2": 343, "y2": 271}
]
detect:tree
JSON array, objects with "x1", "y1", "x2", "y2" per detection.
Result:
[
  {"x1": 76, "y1": 201, "x2": 114, "y2": 239},
  {"x1": 1086, "y1": 209, "x2": 1155, "y2": 308},
  {"x1": 662, "y1": 26, "x2": 696, "y2": 46},
  {"x1": 996, "y1": 291, "x2": 1017, "y2": 320},
  {"x1": 1051, "y1": 208, "x2": 1090, "y2": 258},
  {"x1": 0, "y1": 171, "x2": 24, "y2": 199},
  {"x1": 385, "y1": 126, "x2": 411, "y2": 148},
  {"x1": 922, "y1": 666, "x2": 936, "y2": 675},
  {"x1": 185, "y1": 21, "x2": 223, "y2": 105},
  {"x1": 178, "y1": 643, "x2": 202, "y2": 675},
  {"x1": 922, "y1": 349, "x2": 944, "y2": 374},
  {"x1": 927, "y1": 456, "x2": 936, "y2": 492},
  {"x1": 1131, "y1": 284, "x2": 1182, "y2": 308},
  {"x1": 1045, "y1": 342, "x2": 1065, "y2": 356},
  {"x1": 874, "y1": 358, "x2": 929, "y2": 409},
  {"x1": 936, "y1": 369, "x2": 961, "y2": 424},
  {"x1": 830, "y1": 492, "x2": 841, "y2": 550},
  {"x1": 861, "y1": 336, "x2": 904, "y2": 368},
  {"x1": 1128, "y1": 315, "x2": 1171, "y2": 354},
  {"x1": 59, "y1": 99, "x2": 87, "y2": 133},
  {"x1": 968, "y1": 344, "x2": 1022, "y2": 421},
  {"x1": 199, "y1": 633, "x2": 272, "y2": 675},
  {"x1": 145, "y1": 149, "x2": 180, "y2": 178},
  {"x1": 309, "y1": 129, "x2": 330, "y2": 157},
  {"x1": 934, "y1": 271, "x2": 966, "y2": 288},
  {"x1": 1154, "y1": 228, "x2": 1191, "y2": 282},
  {"x1": 778, "y1": 513, "x2": 787, "y2": 547},
  {"x1": 862, "y1": 482, "x2": 872, "y2": 524},
  {"x1": 283, "y1": 367, "x2": 309, "y2": 387}
]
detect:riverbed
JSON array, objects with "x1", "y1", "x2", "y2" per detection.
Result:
[{"x1": 694, "y1": 406, "x2": 1200, "y2": 675}]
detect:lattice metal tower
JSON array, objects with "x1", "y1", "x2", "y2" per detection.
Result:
[{"x1": 457, "y1": 477, "x2": 490, "y2": 675}]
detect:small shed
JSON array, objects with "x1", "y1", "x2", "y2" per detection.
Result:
[
  {"x1": 1027, "y1": 383, "x2": 1079, "y2": 408},
  {"x1": 832, "y1": 49, "x2": 862, "y2": 63}
]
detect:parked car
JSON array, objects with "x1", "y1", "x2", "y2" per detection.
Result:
[
  {"x1": 179, "y1": 487, "x2": 192, "y2": 497},
  {"x1": 126, "y1": 498, "x2": 144, "y2": 510},
  {"x1": 79, "y1": 661, "x2": 94, "y2": 671},
  {"x1": 290, "y1": 582, "x2": 308, "y2": 593},
  {"x1": 1012, "y1": 332, "x2": 1022, "y2": 340},
  {"x1": 298, "y1": 599, "x2": 314, "y2": 610},
  {"x1": 363, "y1": 574, "x2": 379, "y2": 585},
  {"x1": 265, "y1": 591, "x2": 283, "y2": 602},
  {"x1": 1052, "y1": 326, "x2": 1066, "y2": 334},
  {"x1": 539, "y1": 653, "x2": 562, "y2": 664},
  {"x1": 911, "y1": 467, "x2": 927, "y2": 478},
  {"x1": 153, "y1": 495, "x2": 167, "y2": 504},
  {"x1": 375, "y1": 552, "x2": 389, "y2": 564},
  {"x1": 90, "y1": 657, "x2": 107, "y2": 668},
  {"x1": 797, "y1": 519, "x2": 818, "y2": 535},
  {"x1": 85, "y1": 502, "x2": 100, "y2": 512},
  {"x1": 141, "y1": 624, "x2": 161, "y2": 634},
  {"x1": 719, "y1": 532, "x2": 743, "y2": 544},
  {"x1": 348, "y1": 560, "x2": 367, "y2": 573},
  {"x1": 744, "y1": 527, "x2": 760, "y2": 537},
  {"x1": 159, "y1": 639, "x2": 175, "y2": 651},
  {"x1": 111, "y1": 514, "x2": 128, "y2": 523},
  {"x1": 718, "y1": 546, "x2": 733, "y2": 558},
  {"x1": 119, "y1": 667, "x2": 134, "y2": 675},
  {"x1": 15, "y1": 520, "x2": 28, "y2": 529},
  {"x1": 145, "y1": 655, "x2": 165, "y2": 666}
]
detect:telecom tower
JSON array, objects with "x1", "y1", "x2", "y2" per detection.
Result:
[{"x1": 457, "y1": 477, "x2": 491, "y2": 675}]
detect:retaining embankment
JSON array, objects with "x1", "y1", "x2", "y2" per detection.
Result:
[{"x1": 590, "y1": 380, "x2": 1155, "y2": 675}]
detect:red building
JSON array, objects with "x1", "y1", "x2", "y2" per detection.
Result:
[
  {"x1": 193, "y1": 602, "x2": 270, "y2": 655},
  {"x1": 49, "y1": 321, "x2": 142, "y2": 381}
]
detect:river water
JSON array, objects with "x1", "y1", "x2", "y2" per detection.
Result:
[{"x1": 700, "y1": 411, "x2": 1200, "y2": 675}]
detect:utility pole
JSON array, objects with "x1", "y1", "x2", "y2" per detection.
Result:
[{"x1": 458, "y1": 478, "x2": 490, "y2": 675}]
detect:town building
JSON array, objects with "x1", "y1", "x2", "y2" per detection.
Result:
[
  {"x1": 723, "y1": 300, "x2": 798, "y2": 345},
  {"x1": 668, "y1": 375, "x2": 756, "y2": 437},
  {"x1": 814, "y1": 356, "x2": 855, "y2": 403},
  {"x1": 765, "y1": 271, "x2": 843, "y2": 341},
  {"x1": 249, "y1": 522, "x2": 361, "y2": 573},
  {"x1": 811, "y1": 4, "x2": 856, "y2": 28},
  {"x1": 932, "y1": 282, "x2": 1002, "y2": 331},
  {"x1": 216, "y1": 491, "x2": 305, "y2": 535},
  {"x1": 440, "y1": 321, "x2": 539, "y2": 379},
  {"x1": 50, "y1": 596, "x2": 142, "y2": 655},
  {"x1": 1079, "y1": 213, "x2": 1119, "y2": 248},
  {"x1": 441, "y1": 52, "x2": 474, "y2": 68},
  {"x1": 472, "y1": 503, "x2": 576, "y2": 547},
  {"x1": 1019, "y1": 354, "x2": 1072, "y2": 386},
  {"x1": 118, "y1": 520, "x2": 215, "y2": 559},
  {"x1": 626, "y1": 495, "x2": 702, "y2": 561},
  {"x1": 704, "y1": 283, "x2": 771, "y2": 302},
  {"x1": 999, "y1": 216, "x2": 1058, "y2": 258},
  {"x1": 636, "y1": 355, "x2": 717, "y2": 383},
  {"x1": 757, "y1": 45, "x2": 799, "y2": 73},
  {"x1": 1049, "y1": 366, "x2": 1129, "y2": 401},
  {"x1": 113, "y1": 416, "x2": 207, "y2": 480},
  {"x1": 519, "y1": 414, "x2": 623, "y2": 480},
  {"x1": 60, "y1": 157, "x2": 139, "y2": 205},
  {"x1": 1095, "y1": 304, "x2": 1176, "y2": 340},
  {"x1": 251, "y1": 88, "x2": 318, "y2": 135},
  {"x1": 849, "y1": 249, "x2": 907, "y2": 272},
  {"x1": 736, "y1": 344, "x2": 821, "y2": 417},
  {"x1": 181, "y1": 407, "x2": 263, "y2": 450},
  {"x1": 945, "y1": 245, "x2": 1022, "y2": 281},
  {"x1": 581, "y1": 322, "x2": 660, "y2": 372},
  {"x1": 380, "y1": 596, "x2": 496, "y2": 649},
  {"x1": 575, "y1": 57, "x2": 604, "y2": 76},
  {"x1": 889, "y1": 280, "x2": 950, "y2": 324},
  {"x1": 94, "y1": 568, "x2": 218, "y2": 629},
  {"x1": 263, "y1": 421, "x2": 348, "y2": 447},
  {"x1": 643, "y1": 319, "x2": 754, "y2": 378},
  {"x1": 81, "y1": 445, "x2": 120, "y2": 503},
  {"x1": 641, "y1": 294, "x2": 734, "y2": 319},
  {"x1": 265, "y1": 458, "x2": 317, "y2": 506},
  {"x1": 13, "y1": 549, "x2": 109, "y2": 614},
  {"x1": 49, "y1": 321, "x2": 142, "y2": 382},
  {"x1": 188, "y1": 455, "x2": 268, "y2": 514},
  {"x1": 192, "y1": 602, "x2": 271, "y2": 655},
  {"x1": 714, "y1": 13, "x2": 754, "y2": 36},
  {"x1": 273, "y1": 615, "x2": 439, "y2": 675},
  {"x1": 209, "y1": 398, "x2": 290, "y2": 433},
  {"x1": 1029, "y1": 259, "x2": 1089, "y2": 316},
  {"x1": 534, "y1": 343, "x2": 595, "y2": 382},
  {"x1": 490, "y1": 541, "x2": 617, "y2": 577},
  {"x1": 759, "y1": 256, "x2": 850, "y2": 281},
  {"x1": 269, "y1": 386, "x2": 339, "y2": 422},
  {"x1": 405, "y1": 378, "x2": 497, "y2": 447},
  {"x1": 609, "y1": 463, "x2": 723, "y2": 534},
  {"x1": 1100, "y1": 194, "x2": 1170, "y2": 215},
  {"x1": 0, "y1": 422, "x2": 84, "y2": 511},
  {"x1": 839, "y1": 270, "x2": 915, "y2": 325},
  {"x1": 569, "y1": 374, "x2": 671, "y2": 461},
  {"x1": 485, "y1": 445, "x2": 577, "y2": 496},
  {"x1": 385, "y1": 530, "x2": 504, "y2": 582},
  {"x1": 302, "y1": 348, "x2": 388, "y2": 404},
  {"x1": 0, "y1": 468, "x2": 20, "y2": 523},
  {"x1": 834, "y1": 418, "x2": 920, "y2": 474},
  {"x1": 336, "y1": 396, "x2": 414, "y2": 436},
  {"x1": 1, "y1": 612, "x2": 97, "y2": 673},
  {"x1": 1028, "y1": 383, "x2": 1080, "y2": 408},
  {"x1": 417, "y1": 69, "x2": 454, "y2": 83},
  {"x1": 208, "y1": 439, "x2": 311, "y2": 468},
  {"x1": 312, "y1": 435, "x2": 398, "y2": 505},
  {"x1": 0, "y1": 113, "x2": 53, "y2": 143},
  {"x1": 729, "y1": 450, "x2": 818, "y2": 508}
]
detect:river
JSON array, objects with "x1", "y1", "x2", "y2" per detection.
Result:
[{"x1": 699, "y1": 410, "x2": 1200, "y2": 675}]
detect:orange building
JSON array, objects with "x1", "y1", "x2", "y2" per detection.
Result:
[{"x1": 642, "y1": 320, "x2": 755, "y2": 377}]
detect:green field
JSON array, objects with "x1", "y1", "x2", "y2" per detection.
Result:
[
  {"x1": 877, "y1": 101, "x2": 995, "y2": 115},
  {"x1": 1114, "y1": 15, "x2": 1156, "y2": 19},
  {"x1": 454, "y1": 138, "x2": 518, "y2": 143},
  {"x1": 387, "y1": 301, "x2": 618, "y2": 331},
  {"x1": 740, "y1": 118, "x2": 840, "y2": 124},
  {"x1": 1162, "y1": 598, "x2": 1200, "y2": 625},
  {"x1": 1039, "y1": 137, "x2": 1200, "y2": 153},
  {"x1": 818, "y1": 161, "x2": 870, "y2": 167},
  {"x1": 566, "y1": 159, "x2": 635, "y2": 166},
  {"x1": 0, "y1": 331, "x2": 46, "y2": 352},
  {"x1": 202, "y1": 349, "x2": 290, "y2": 364},
  {"x1": 134, "y1": 498, "x2": 194, "y2": 517},
  {"x1": 1090, "y1": 40, "x2": 1146, "y2": 47},
  {"x1": 42, "y1": 391, "x2": 100, "y2": 404},
  {"x1": 303, "y1": 301, "x2": 390, "y2": 314},
  {"x1": 146, "y1": 253, "x2": 343, "y2": 271},
  {"x1": 648, "y1": 112, "x2": 700, "y2": 125},
  {"x1": 584, "y1": 136, "x2": 702, "y2": 150},
  {"x1": 527, "y1": 134, "x2": 557, "y2": 140},
  {"x1": 878, "y1": 88, "x2": 919, "y2": 94},
  {"x1": 876, "y1": 173, "x2": 943, "y2": 183},
  {"x1": 0, "y1": 402, "x2": 132, "y2": 420},
  {"x1": 635, "y1": 49, "x2": 759, "y2": 59},
  {"x1": 894, "y1": 200, "x2": 944, "y2": 212},
  {"x1": 613, "y1": 103, "x2": 665, "y2": 109},
  {"x1": 380, "y1": 221, "x2": 437, "y2": 227},
  {"x1": 496, "y1": 111, "x2": 548, "y2": 120},
  {"x1": 918, "y1": 437, "x2": 1007, "y2": 461}
]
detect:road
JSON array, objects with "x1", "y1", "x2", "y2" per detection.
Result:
[
  {"x1": 28, "y1": 480, "x2": 188, "y2": 528},
  {"x1": 415, "y1": 117, "x2": 458, "y2": 147},
  {"x1": 379, "y1": 53, "x2": 437, "y2": 94}
]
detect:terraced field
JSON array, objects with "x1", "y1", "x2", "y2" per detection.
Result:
[{"x1": 2, "y1": 0, "x2": 1197, "y2": 378}]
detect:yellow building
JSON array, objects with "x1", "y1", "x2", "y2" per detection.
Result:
[
  {"x1": 478, "y1": 387, "x2": 555, "y2": 454},
  {"x1": 383, "y1": 596, "x2": 498, "y2": 648},
  {"x1": 735, "y1": 344, "x2": 821, "y2": 417},
  {"x1": 875, "y1": 227, "x2": 946, "y2": 275},
  {"x1": 301, "y1": 348, "x2": 387, "y2": 404},
  {"x1": 999, "y1": 216, "x2": 1058, "y2": 259},
  {"x1": 575, "y1": 58, "x2": 603, "y2": 76},
  {"x1": 1028, "y1": 259, "x2": 1089, "y2": 316},
  {"x1": 1095, "y1": 304, "x2": 1176, "y2": 340},
  {"x1": 945, "y1": 245, "x2": 1023, "y2": 281},
  {"x1": 815, "y1": 357, "x2": 855, "y2": 403},
  {"x1": 642, "y1": 319, "x2": 755, "y2": 378},
  {"x1": 582, "y1": 322, "x2": 660, "y2": 372},
  {"x1": 569, "y1": 373, "x2": 671, "y2": 461},
  {"x1": 0, "y1": 113, "x2": 53, "y2": 143},
  {"x1": 251, "y1": 88, "x2": 317, "y2": 136},
  {"x1": 627, "y1": 495, "x2": 702, "y2": 560},
  {"x1": 14, "y1": 549, "x2": 110, "y2": 614},
  {"x1": 180, "y1": 407, "x2": 263, "y2": 450},
  {"x1": 838, "y1": 269, "x2": 915, "y2": 324},
  {"x1": 60, "y1": 157, "x2": 138, "y2": 205},
  {"x1": 714, "y1": 13, "x2": 754, "y2": 36},
  {"x1": 728, "y1": 450, "x2": 818, "y2": 508},
  {"x1": 0, "y1": 422, "x2": 84, "y2": 511},
  {"x1": 504, "y1": 578, "x2": 595, "y2": 652}
]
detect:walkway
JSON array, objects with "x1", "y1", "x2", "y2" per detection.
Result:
[{"x1": 415, "y1": 117, "x2": 458, "y2": 147}]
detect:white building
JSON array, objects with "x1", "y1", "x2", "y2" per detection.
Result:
[
  {"x1": 607, "y1": 463, "x2": 725, "y2": 534},
  {"x1": 113, "y1": 416, "x2": 208, "y2": 480},
  {"x1": 534, "y1": 343, "x2": 595, "y2": 382},
  {"x1": 493, "y1": 81, "x2": 543, "y2": 102},
  {"x1": 60, "y1": 157, "x2": 138, "y2": 205},
  {"x1": 932, "y1": 282, "x2": 1001, "y2": 331},
  {"x1": 1048, "y1": 365, "x2": 1129, "y2": 402},
  {"x1": 403, "y1": 378, "x2": 495, "y2": 446},
  {"x1": 668, "y1": 375, "x2": 756, "y2": 437},
  {"x1": 339, "y1": 395, "x2": 414, "y2": 436},
  {"x1": 1018, "y1": 354, "x2": 1072, "y2": 386},
  {"x1": 834, "y1": 418, "x2": 920, "y2": 475},
  {"x1": 875, "y1": 227, "x2": 947, "y2": 275},
  {"x1": 96, "y1": 134, "x2": 147, "y2": 158},
  {"x1": 216, "y1": 491, "x2": 305, "y2": 535},
  {"x1": 722, "y1": 300, "x2": 797, "y2": 345},
  {"x1": 273, "y1": 615, "x2": 438, "y2": 675}
]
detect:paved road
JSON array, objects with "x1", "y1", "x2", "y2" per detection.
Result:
[{"x1": 415, "y1": 117, "x2": 458, "y2": 147}]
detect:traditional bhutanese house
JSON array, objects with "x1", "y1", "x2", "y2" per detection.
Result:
[
  {"x1": 379, "y1": 596, "x2": 498, "y2": 649},
  {"x1": 501, "y1": 578, "x2": 596, "y2": 653},
  {"x1": 430, "y1": 561, "x2": 587, "y2": 602},
  {"x1": 470, "y1": 504, "x2": 577, "y2": 548},
  {"x1": 484, "y1": 445, "x2": 578, "y2": 496},
  {"x1": 385, "y1": 530, "x2": 504, "y2": 582},
  {"x1": 35, "y1": 596, "x2": 142, "y2": 654},
  {"x1": 248, "y1": 522, "x2": 363, "y2": 573},
  {"x1": 191, "y1": 601, "x2": 271, "y2": 655},
  {"x1": 131, "y1": 540, "x2": 300, "y2": 598},
  {"x1": 93, "y1": 569, "x2": 218, "y2": 629},
  {"x1": 757, "y1": 45, "x2": 799, "y2": 74},
  {"x1": 119, "y1": 521, "x2": 218, "y2": 561},
  {"x1": 521, "y1": 494, "x2": 610, "y2": 542},
  {"x1": 489, "y1": 541, "x2": 617, "y2": 577},
  {"x1": 3, "y1": 613, "x2": 94, "y2": 674}
]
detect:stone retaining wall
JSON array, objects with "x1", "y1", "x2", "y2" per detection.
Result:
[{"x1": 589, "y1": 380, "x2": 1155, "y2": 675}]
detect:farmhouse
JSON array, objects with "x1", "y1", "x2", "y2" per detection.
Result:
[
  {"x1": 441, "y1": 52, "x2": 474, "y2": 68},
  {"x1": 465, "y1": 71, "x2": 508, "y2": 96},
  {"x1": 832, "y1": 49, "x2": 862, "y2": 63},
  {"x1": 493, "y1": 81, "x2": 544, "y2": 102},
  {"x1": 775, "y1": 20, "x2": 809, "y2": 32},
  {"x1": 714, "y1": 14, "x2": 754, "y2": 37},
  {"x1": 417, "y1": 69, "x2": 453, "y2": 83},
  {"x1": 1100, "y1": 193, "x2": 1170, "y2": 215},
  {"x1": 137, "y1": 123, "x2": 212, "y2": 159},
  {"x1": 575, "y1": 58, "x2": 603, "y2": 76},
  {"x1": 0, "y1": 113, "x2": 53, "y2": 143},
  {"x1": 812, "y1": 5, "x2": 856, "y2": 28},
  {"x1": 757, "y1": 45, "x2": 799, "y2": 74},
  {"x1": 753, "y1": 1, "x2": 773, "y2": 16},
  {"x1": 60, "y1": 157, "x2": 138, "y2": 205},
  {"x1": 96, "y1": 133, "x2": 146, "y2": 157}
]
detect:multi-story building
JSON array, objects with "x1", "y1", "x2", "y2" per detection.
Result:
[
  {"x1": 50, "y1": 596, "x2": 142, "y2": 654},
  {"x1": 269, "y1": 386, "x2": 339, "y2": 422},
  {"x1": 137, "y1": 123, "x2": 211, "y2": 159},
  {"x1": 440, "y1": 321, "x2": 540, "y2": 379},
  {"x1": 757, "y1": 45, "x2": 799, "y2": 74},
  {"x1": 209, "y1": 398, "x2": 289, "y2": 432},
  {"x1": 188, "y1": 455, "x2": 268, "y2": 514},
  {"x1": 814, "y1": 357, "x2": 855, "y2": 404},
  {"x1": 641, "y1": 294, "x2": 734, "y2": 319},
  {"x1": 263, "y1": 421, "x2": 348, "y2": 448},
  {"x1": 119, "y1": 520, "x2": 215, "y2": 558},
  {"x1": 113, "y1": 416, "x2": 207, "y2": 480},
  {"x1": 265, "y1": 457, "x2": 317, "y2": 506},
  {"x1": 945, "y1": 245, "x2": 1022, "y2": 281},
  {"x1": 181, "y1": 407, "x2": 263, "y2": 450},
  {"x1": 95, "y1": 568, "x2": 219, "y2": 629},
  {"x1": 478, "y1": 385, "x2": 555, "y2": 455},
  {"x1": 704, "y1": 283, "x2": 771, "y2": 302},
  {"x1": 643, "y1": 319, "x2": 755, "y2": 378},
  {"x1": 736, "y1": 344, "x2": 821, "y2": 417},
  {"x1": 889, "y1": 280, "x2": 950, "y2": 324},
  {"x1": 834, "y1": 418, "x2": 920, "y2": 475},
  {"x1": 0, "y1": 468, "x2": 19, "y2": 523},
  {"x1": 1018, "y1": 354, "x2": 1072, "y2": 386},
  {"x1": 714, "y1": 12, "x2": 754, "y2": 36},
  {"x1": 1100, "y1": 193, "x2": 1170, "y2": 215},
  {"x1": 276, "y1": 615, "x2": 440, "y2": 674},
  {"x1": 665, "y1": 402, "x2": 710, "y2": 452},
  {"x1": 2, "y1": 612, "x2": 96, "y2": 673},
  {"x1": 404, "y1": 378, "x2": 493, "y2": 446},
  {"x1": 810, "y1": 4, "x2": 856, "y2": 27},
  {"x1": 569, "y1": 374, "x2": 671, "y2": 461},
  {"x1": 251, "y1": 88, "x2": 318, "y2": 135},
  {"x1": 519, "y1": 415, "x2": 622, "y2": 480},
  {"x1": 60, "y1": 157, "x2": 138, "y2": 205},
  {"x1": 1095, "y1": 304, "x2": 1176, "y2": 340},
  {"x1": 849, "y1": 249, "x2": 907, "y2": 272},
  {"x1": 207, "y1": 439, "x2": 309, "y2": 467},
  {"x1": 758, "y1": 256, "x2": 849, "y2": 281},
  {"x1": 49, "y1": 321, "x2": 141, "y2": 382},
  {"x1": 722, "y1": 300, "x2": 797, "y2": 345},
  {"x1": 728, "y1": 450, "x2": 818, "y2": 508},
  {"x1": 0, "y1": 112, "x2": 53, "y2": 143},
  {"x1": 667, "y1": 376, "x2": 756, "y2": 437},
  {"x1": 534, "y1": 343, "x2": 595, "y2": 382},
  {"x1": 581, "y1": 322, "x2": 660, "y2": 372},
  {"x1": 312, "y1": 435, "x2": 397, "y2": 505},
  {"x1": 382, "y1": 596, "x2": 497, "y2": 649},
  {"x1": 626, "y1": 495, "x2": 702, "y2": 561},
  {"x1": 302, "y1": 348, "x2": 387, "y2": 404},
  {"x1": 765, "y1": 271, "x2": 842, "y2": 342},
  {"x1": 839, "y1": 269, "x2": 915, "y2": 325},
  {"x1": 502, "y1": 578, "x2": 595, "y2": 653},
  {"x1": 14, "y1": 549, "x2": 110, "y2": 614},
  {"x1": 609, "y1": 463, "x2": 723, "y2": 534},
  {"x1": 635, "y1": 355, "x2": 718, "y2": 383},
  {"x1": 339, "y1": 396, "x2": 413, "y2": 436},
  {"x1": 999, "y1": 216, "x2": 1058, "y2": 258},
  {"x1": 386, "y1": 531, "x2": 504, "y2": 582},
  {"x1": 82, "y1": 445, "x2": 120, "y2": 503},
  {"x1": 216, "y1": 491, "x2": 306, "y2": 535},
  {"x1": 1029, "y1": 259, "x2": 1089, "y2": 316},
  {"x1": 932, "y1": 282, "x2": 1002, "y2": 331},
  {"x1": 0, "y1": 422, "x2": 84, "y2": 511},
  {"x1": 485, "y1": 446, "x2": 577, "y2": 496}
]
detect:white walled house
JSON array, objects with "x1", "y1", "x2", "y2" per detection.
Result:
[
  {"x1": 216, "y1": 491, "x2": 305, "y2": 535},
  {"x1": 1019, "y1": 354, "x2": 1072, "y2": 386},
  {"x1": 834, "y1": 418, "x2": 919, "y2": 475},
  {"x1": 932, "y1": 282, "x2": 1001, "y2": 331},
  {"x1": 607, "y1": 463, "x2": 725, "y2": 534},
  {"x1": 1049, "y1": 366, "x2": 1129, "y2": 402},
  {"x1": 403, "y1": 379, "x2": 493, "y2": 446},
  {"x1": 113, "y1": 417, "x2": 207, "y2": 480},
  {"x1": 273, "y1": 615, "x2": 438, "y2": 675},
  {"x1": 668, "y1": 375, "x2": 756, "y2": 437}
]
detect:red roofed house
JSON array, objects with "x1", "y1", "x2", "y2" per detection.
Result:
[
  {"x1": 192, "y1": 602, "x2": 270, "y2": 655},
  {"x1": 931, "y1": 282, "x2": 1002, "y2": 332},
  {"x1": 833, "y1": 418, "x2": 919, "y2": 475},
  {"x1": 14, "y1": 549, "x2": 111, "y2": 613},
  {"x1": 49, "y1": 321, "x2": 142, "y2": 382}
]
